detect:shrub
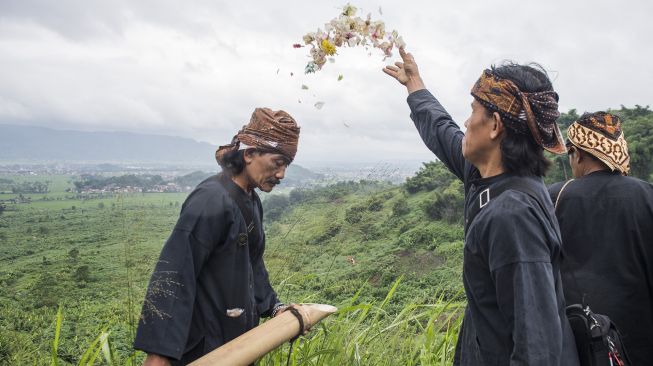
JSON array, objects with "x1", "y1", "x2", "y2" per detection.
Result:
[
  {"x1": 73, "y1": 265, "x2": 91, "y2": 283},
  {"x1": 345, "y1": 205, "x2": 365, "y2": 224},
  {"x1": 311, "y1": 222, "x2": 342, "y2": 244},
  {"x1": 68, "y1": 248, "x2": 79, "y2": 260},
  {"x1": 263, "y1": 194, "x2": 290, "y2": 221},
  {"x1": 367, "y1": 196, "x2": 384, "y2": 211},
  {"x1": 405, "y1": 161, "x2": 457, "y2": 194},
  {"x1": 392, "y1": 198, "x2": 410, "y2": 216},
  {"x1": 421, "y1": 181, "x2": 464, "y2": 224}
]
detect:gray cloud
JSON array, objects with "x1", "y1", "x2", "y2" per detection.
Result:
[{"x1": 0, "y1": 0, "x2": 651, "y2": 164}]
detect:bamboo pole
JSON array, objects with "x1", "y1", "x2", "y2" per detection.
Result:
[{"x1": 189, "y1": 303, "x2": 337, "y2": 366}]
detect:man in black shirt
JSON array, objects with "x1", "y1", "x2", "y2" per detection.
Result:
[
  {"x1": 549, "y1": 112, "x2": 653, "y2": 364},
  {"x1": 134, "y1": 108, "x2": 300, "y2": 365},
  {"x1": 383, "y1": 49, "x2": 579, "y2": 365}
]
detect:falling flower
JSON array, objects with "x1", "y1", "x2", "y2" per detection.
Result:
[
  {"x1": 301, "y1": 84, "x2": 309, "y2": 90},
  {"x1": 297, "y1": 4, "x2": 406, "y2": 74},
  {"x1": 303, "y1": 33, "x2": 315, "y2": 44},
  {"x1": 342, "y1": 3, "x2": 357, "y2": 17},
  {"x1": 314, "y1": 101, "x2": 325, "y2": 109},
  {"x1": 305, "y1": 62, "x2": 317, "y2": 74},
  {"x1": 292, "y1": 43, "x2": 303, "y2": 48},
  {"x1": 320, "y1": 39, "x2": 337, "y2": 56},
  {"x1": 337, "y1": 74, "x2": 344, "y2": 81}
]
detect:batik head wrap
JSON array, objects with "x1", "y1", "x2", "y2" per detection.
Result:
[
  {"x1": 567, "y1": 112, "x2": 630, "y2": 175},
  {"x1": 215, "y1": 107, "x2": 301, "y2": 164},
  {"x1": 471, "y1": 69, "x2": 566, "y2": 155}
]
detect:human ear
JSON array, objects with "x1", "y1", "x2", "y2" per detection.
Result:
[
  {"x1": 243, "y1": 149, "x2": 256, "y2": 165},
  {"x1": 489, "y1": 112, "x2": 504, "y2": 140}
]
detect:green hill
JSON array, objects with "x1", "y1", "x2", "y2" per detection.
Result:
[
  {"x1": 1, "y1": 105, "x2": 650, "y2": 365},
  {"x1": 0, "y1": 167, "x2": 465, "y2": 365}
]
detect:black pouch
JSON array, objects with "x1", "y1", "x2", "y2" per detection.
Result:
[{"x1": 566, "y1": 304, "x2": 631, "y2": 366}]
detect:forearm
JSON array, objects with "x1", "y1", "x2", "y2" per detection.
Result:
[
  {"x1": 142, "y1": 353, "x2": 171, "y2": 366},
  {"x1": 407, "y1": 89, "x2": 466, "y2": 180},
  {"x1": 406, "y1": 75, "x2": 426, "y2": 95}
]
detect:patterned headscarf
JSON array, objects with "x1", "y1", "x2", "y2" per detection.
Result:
[
  {"x1": 471, "y1": 69, "x2": 566, "y2": 155},
  {"x1": 567, "y1": 112, "x2": 630, "y2": 175},
  {"x1": 216, "y1": 108, "x2": 301, "y2": 164}
]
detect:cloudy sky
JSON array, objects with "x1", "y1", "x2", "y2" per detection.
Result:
[{"x1": 1, "y1": 0, "x2": 651, "y2": 164}]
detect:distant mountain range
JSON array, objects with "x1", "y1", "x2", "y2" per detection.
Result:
[
  {"x1": 0, "y1": 124, "x2": 325, "y2": 186},
  {"x1": 0, "y1": 124, "x2": 217, "y2": 164}
]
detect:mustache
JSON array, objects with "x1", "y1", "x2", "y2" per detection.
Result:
[{"x1": 266, "y1": 179, "x2": 281, "y2": 185}]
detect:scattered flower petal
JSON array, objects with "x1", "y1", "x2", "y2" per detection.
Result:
[
  {"x1": 292, "y1": 43, "x2": 303, "y2": 48},
  {"x1": 337, "y1": 74, "x2": 344, "y2": 81},
  {"x1": 342, "y1": 3, "x2": 357, "y2": 17},
  {"x1": 314, "y1": 101, "x2": 325, "y2": 109},
  {"x1": 301, "y1": 84, "x2": 309, "y2": 90},
  {"x1": 305, "y1": 62, "x2": 317, "y2": 74},
  {"x1": 297, "y1": 4, "x2": 406, "y2": 74}
]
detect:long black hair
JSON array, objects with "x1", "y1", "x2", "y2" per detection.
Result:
[
  {"x1": 218, "y1": 149, "x2": 246, "y2": 176},
  {"x1": 490, "y1": 62, "x2": 553, "y2": 177}
]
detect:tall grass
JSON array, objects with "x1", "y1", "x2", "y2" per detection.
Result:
[{"x1": 50, "y1": 278, "x2": 463, "y2": 365}]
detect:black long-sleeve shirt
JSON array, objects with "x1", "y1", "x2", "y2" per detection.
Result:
[
  {"x1": 133, "y1": 175, "x2": 280, "y2": 364},
  {"x1": 407, "y1": 89, "x2": 579, "y2": 365},
  {"x1": 549, "y1": 171, "x2": 653, "y2": 365}
]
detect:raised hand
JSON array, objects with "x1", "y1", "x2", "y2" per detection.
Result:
[{"x1": 382, "y1": 48, "x2": 425, "y2": 94}]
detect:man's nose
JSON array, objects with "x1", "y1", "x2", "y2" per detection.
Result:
[{"x1": 275, "y1": 166, "x2": 287, "y2": 180}]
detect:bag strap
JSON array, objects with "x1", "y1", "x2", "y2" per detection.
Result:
[
  {"x1": 217, "y1": 174, "x2": 261, "y2": 247},
  {"x1": 551, "y1": 179, "x2": 590, "y2": 306},
  {"x1": 554, "y1": 179, "x2": 575, "y2": 210}
]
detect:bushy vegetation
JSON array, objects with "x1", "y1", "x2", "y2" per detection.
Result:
[
  {"x1": 73, "y1": 174, "x2": 167, "y2": 192},
  {"x1": 0, "y1": 166, "x2": 467, "y2": 364},
  {"x1": 0, "y1": 105, "x2": 650, "y2": 365}
]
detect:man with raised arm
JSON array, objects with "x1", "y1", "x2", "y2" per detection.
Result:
[{"x1": 383, "y1": 49, "x2": 579, "y2": 365}]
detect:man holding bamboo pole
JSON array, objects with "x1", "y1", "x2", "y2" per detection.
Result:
[{"x1": 134, "y1": 108, "x2": 301, "y2": 365}]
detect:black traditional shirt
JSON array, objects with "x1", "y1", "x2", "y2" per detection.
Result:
[
  {"x1": 549, "y1": 171, "x2": 653, "y2": 365},
  {"x1": 408, "y1": 89, "x2": 579, "y2": 365},
  {"x1": 134, "y1": 174, "x2": 280, "y2": 364}
]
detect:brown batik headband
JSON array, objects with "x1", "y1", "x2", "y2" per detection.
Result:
[
  {"x1": 567, "y1": 112, "x2": 630, "y2": 175},
  {"x1": 471, "y1": 69, "x2": 566, "y2": 155},
  {"x1": 216, "y1": 108, "x2": 301, "y2": 164}
]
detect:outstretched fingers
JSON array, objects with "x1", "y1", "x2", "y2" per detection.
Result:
[
  {"x1": 399, "y1": 47, "x2": 414, "y2": 64},
  {"x1": 382, "y1": 67, "x2": 399, "y2": 79}
]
